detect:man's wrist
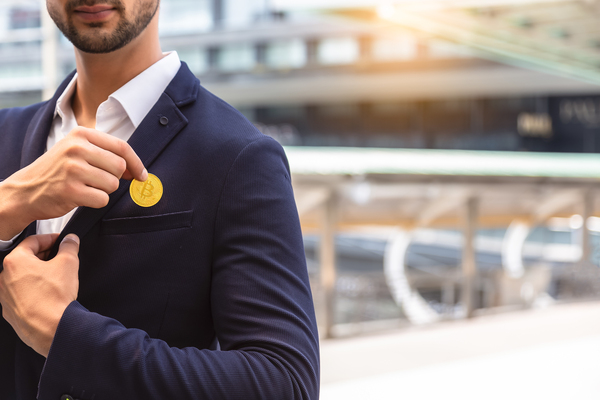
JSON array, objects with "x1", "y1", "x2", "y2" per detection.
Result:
[{"x1": 0, "y1": 180, "x2": 34, "y2": 241}]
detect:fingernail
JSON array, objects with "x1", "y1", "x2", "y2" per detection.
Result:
[
  {"x1": 141, "y1": 168, "x2": 148, "y2": 181},
  {"x1": 62, "y1": 234, "x2": 80, "y2": 246}
]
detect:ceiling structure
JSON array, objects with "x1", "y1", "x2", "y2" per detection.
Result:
[
  {"x1": 286, "y1": 146, "x2": 600, "y2": 230},
  {"x1": 278, "y1": 0, "x2": 600, "y2": 86}
]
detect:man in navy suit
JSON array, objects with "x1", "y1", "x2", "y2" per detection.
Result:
[{"x1": 0, "y1": 0, "x2": 319, "y2": 399}]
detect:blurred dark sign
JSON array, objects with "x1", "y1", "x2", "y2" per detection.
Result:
[
  {"x1": 254, "y1": 123, "x2": 300, "y2": 145},
  {"x1": 549, "y1": 95, "x2": 600, "y2": 152},
  {"x1": 552, "y1": 96, "x2": 600, "y2": 128}
]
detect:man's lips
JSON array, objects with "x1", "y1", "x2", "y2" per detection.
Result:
[
  {"x1": 74, "y1": 4, "x2": 115, "y2": 13},
  {"x1": 73, "y1": 5, "x2": 116, "y2": 22}
]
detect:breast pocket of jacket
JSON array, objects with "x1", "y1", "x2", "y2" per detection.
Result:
[{"x1": 100, "y1": 210, "x2": 194, "y2": 236}]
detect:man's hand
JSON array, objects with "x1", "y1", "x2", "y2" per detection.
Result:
[
  {"x1": 0, "y1": 127, "x2": 147, "y2": 240},
  {"x1": 0, "y1": 234, "x2": 80, "y2": 357}
]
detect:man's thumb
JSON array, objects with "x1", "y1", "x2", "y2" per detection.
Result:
[{"x1": 59, "y1": 234, "x2": 80, "y2": 257}]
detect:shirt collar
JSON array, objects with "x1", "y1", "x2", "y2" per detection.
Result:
[
  {"x1": 110, "y1": 51, "x2": 181, "y2": 128},
  {"x1": 54, "y1": 74, "x2": 77, "y2": 121},
  {"x1": 53, "y1": 51, "x2": 182, "y2": 129}
]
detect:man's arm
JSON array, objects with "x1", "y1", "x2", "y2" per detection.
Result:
[
  {"x1": 0, "y1": 127, "x2": 147, "y2": 242},
  {"x1": 21, "y1": 137, "x2": 319, "y2": 399},
  {"x1": 0, "y1": 178, "x2": 31, "y2": 254},
  {"x1": 0, "y1": 180, "x2": 33, "y2": 243},
  {"x1": 0, "y1": 204, "x2": 35, "y2": 270}
]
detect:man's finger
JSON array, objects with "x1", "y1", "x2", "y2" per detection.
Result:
[
  {"x1": 58, "y1": 234, "x2": 80, "y2": 258},
  {"x1": 85, "y1": 142, "x2": 133, "y2": 180},
  {"x1": 80, "y1": 128, "x2": 147, "y2": 181},
  {"x1": 18, "y1": 234, "x2": 60, "y2": 256},
  {"x1": 121, "y1": 169, "x2": 134, "y2": 181}
]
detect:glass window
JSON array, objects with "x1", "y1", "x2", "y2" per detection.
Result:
[
  {"x1": 159, "y1": 0, "x2": 212, "y2": 34},
  {"x1": 318, "y1": 104, "x2": 359, "y2": 117},
  {"x1": 371, "y1": 102, "x2": 410, "y2": 115},
  {"x1": 372, "y1": 35, "x2": 417, "y2": 61},
  {"x1": 0, "y1": 1, "x2": 38, "y2": 35},
  {"x1": 264, "y1": 106, "x2": 305, "y2": 119},
  {"x1": 217, "y1": 44, "x2": 256, "y2": 72},
  {"x1": 317, "y1": 37, "x2": 360, "y2": 65},
  {"x1": 0, "y1": 91, "x2": 41, "y2": 109},
  {"x1": 0, "y1": 41, "x2": 40, "y2": 58},
  {"x1": 265, "y1": 39, "x2": 306, "y2": 69},
  {"x1": 237, "y1": 107, "x2": 256, "y2": 122},
  {"x1": 9, "y1": 6, "x2": 40, "y2": 30},
  {"x1": 223, "y1": 0, "x2": 267, "y2": 28},
  {"x1": 61, "y1": 59, "x2": 77, "y2": 76},
  {"x1": 175, "y1": 48, "x2": 209, "y2": 75},
  {"x1": 0, "y1": 62, "x2": 41, "y2": 79}
]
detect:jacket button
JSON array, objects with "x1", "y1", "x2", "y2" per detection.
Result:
[{"x1": 159, "y1": 116, "x2": 169, "y2": 126}]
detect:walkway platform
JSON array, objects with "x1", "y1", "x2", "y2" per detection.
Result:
[{"x1": 321, "y1": 301, "x2": 600, "y2": 399}]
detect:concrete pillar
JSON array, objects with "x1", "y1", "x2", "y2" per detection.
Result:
[
  {"x1": 212, "y1": 0, "x2": 224, "y2": 28},
  {"x1": 305, "y1": 39, "x2": 319, "y2": 67},
  {"x1": 41, "y1": 0, "x2": 60, "y2": 100},
  {"x1": 470, "y1": 99, "x2": 484, "y2": 135},
  {"x1": 320, "y1": 190, "x2": 337, "y2": 339},
  {"x1": 358, "y1": 36, "x2": 372, "y2": 65},
  {"x1": 255, "y1": 42, "x2": 267, "y2": 68},
  {"x1": 582, "y1": 190, "x2": 594, "y2": 263},
  {"x1": 462, "y1": 197, "x2": 479, "y2": 318}
]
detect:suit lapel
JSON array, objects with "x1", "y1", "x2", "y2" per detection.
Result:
[
  {"x1": 48, "y1": 63, "x2": 199, "y2": 258},
  {"x1": 21, "y1": 72, "x2": 76, "y2": 169}
]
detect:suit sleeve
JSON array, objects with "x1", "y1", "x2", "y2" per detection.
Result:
[
  {"x1": 0, "y1": 224, "x2": 35, "y2": 272},
  {"x1": 37, "y1": 136, "x2": 320, "y2": 400}
]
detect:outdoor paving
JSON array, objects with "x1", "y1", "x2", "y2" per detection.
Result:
[{"x1": 320, "y1": 301, "x2": 600, "y2": 399}]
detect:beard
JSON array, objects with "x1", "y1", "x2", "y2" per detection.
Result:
[{"x1": 48, "y1": 0, "x2": 159, "y2": 54}]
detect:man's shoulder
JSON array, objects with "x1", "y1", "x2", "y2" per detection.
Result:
[
  {"x1": 0, "y1": 101, "x2": 47, "y2": 132},
  {"x1": 0, "y1": 101, "x2": 48, "y2": 177},
  {"x1": 0, "y1": 101, "x2": 48, "y2": 143},
  {"x1": 183, "y1": 84, "x2": 272, "y2": 154}
]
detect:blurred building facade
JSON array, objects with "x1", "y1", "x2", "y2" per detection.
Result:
[{"x1": 1, "y1": 0, "x2": 600, "y2": 152}]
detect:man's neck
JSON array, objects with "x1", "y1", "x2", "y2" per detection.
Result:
[{"x1": 71, "y1": 19, "x2": 163, "y2": 129}]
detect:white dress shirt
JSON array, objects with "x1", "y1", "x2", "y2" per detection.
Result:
[{"x1": 0, "y1": 52, "x2": 181, "y2": 250}]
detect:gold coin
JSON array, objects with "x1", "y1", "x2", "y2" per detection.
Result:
[{"x1": 130, "y1": 173, "x2": 163, "y2": 208}]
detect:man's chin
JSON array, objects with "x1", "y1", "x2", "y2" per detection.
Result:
[
  {"x1": 70, "y1": 37, "x2": 123, "y2": 54},
  {"x1": 86, "y1": 22, "x2": 108, "y2": 29},
  {"x1": 71, "y1": 17, "x2": 118, "y2": 32}
]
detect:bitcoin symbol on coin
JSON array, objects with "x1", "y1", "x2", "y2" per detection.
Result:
[
  {"x1": 130, "y1": 174, "x2": 163, "y2": 207},
  {"x1": 140, "y1": 181, "x2": 154, "y2": 199}
]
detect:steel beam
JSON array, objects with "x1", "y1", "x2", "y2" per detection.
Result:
[
  {"x1": 319, "y1": 189, "x2": 338, "y2": 338},
  {"x1": 462, "y1": 197, "x2": 479, "y2": 318},
  {"x1": 582, "y1": 189, "x2": 594, "y2": 263}
]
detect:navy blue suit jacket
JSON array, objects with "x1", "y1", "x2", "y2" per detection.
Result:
[{"x1": 0, "y1": 63, "x2": 320, "y2": 400}]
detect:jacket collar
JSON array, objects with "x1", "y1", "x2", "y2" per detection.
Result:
[
  {"x1": 25, "y1": 62, "x2": 200, "y2": 258},
  {"x1": 21, "y1": 62, "x2": 199, "y2": 169}
]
